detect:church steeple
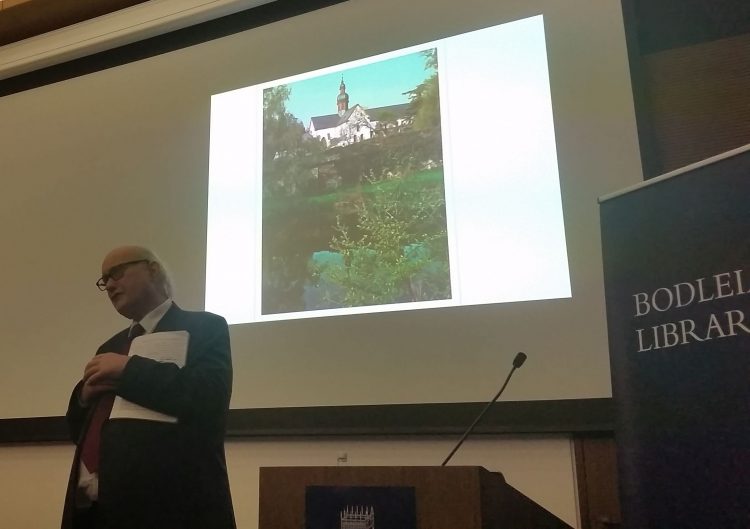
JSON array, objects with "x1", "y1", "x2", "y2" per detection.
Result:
[{"x1": 336, "y1": 77, "x2": 349, "y2": 116}]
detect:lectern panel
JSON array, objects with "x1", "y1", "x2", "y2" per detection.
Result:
[{"x1": 258, "y1": 466, "x2": 571, "y2": 529}]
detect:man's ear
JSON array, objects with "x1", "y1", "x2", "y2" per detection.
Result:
[
  {"x1": 148, "y1": 261, "x2": 170, "y2": 296},
  {"x1": 148, "y1": 261, "x2": 162, "y2": 279}
]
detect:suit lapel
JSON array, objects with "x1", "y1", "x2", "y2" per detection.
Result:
[{"x1": 153, "y1": 302, "x2": 183, "y2": 333}]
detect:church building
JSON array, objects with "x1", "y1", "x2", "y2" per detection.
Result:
[{"x1": 307, "y1": 78, "x2": 410, "y2": 148}]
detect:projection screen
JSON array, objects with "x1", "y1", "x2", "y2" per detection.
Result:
[{"x1": 0, "y1": 0, "x2": 642, "y2": 420}]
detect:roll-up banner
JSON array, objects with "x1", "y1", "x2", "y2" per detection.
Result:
[{"x1": 599, "y1": 145, "x2": 750, "y2": 529}]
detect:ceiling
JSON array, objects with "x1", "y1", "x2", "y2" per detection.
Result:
[
  {"x1": 0, "y1": 0, "x2": 276, "y2": 82},
  {"x1": 2, "y1": 0, "x2": 748, "y2": 55},
  {"x1": 0, "y1": 0, "x2": 149, "y2": 47}
]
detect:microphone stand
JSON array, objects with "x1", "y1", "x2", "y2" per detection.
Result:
[{"x1": 441, "y1": 352, "x2": 526, "y2": 466}]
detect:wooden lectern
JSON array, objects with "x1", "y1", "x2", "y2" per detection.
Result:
[{"x1": 259, "y1": 466, "x2": 573, "y2": 529}]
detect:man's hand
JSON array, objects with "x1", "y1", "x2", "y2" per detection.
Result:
[{"x1": 83, "y1": 353, "x2": 131, "y2": 393}]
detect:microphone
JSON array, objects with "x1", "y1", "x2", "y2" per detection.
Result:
[
  {"x1": 513, "y1": 351, "x2": 527, "y2": 368},
  {"x1": 441, "y1": 352, "x2": 527, "y2": 466}
]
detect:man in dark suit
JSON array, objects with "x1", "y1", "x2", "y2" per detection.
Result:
[{"x1": 62, "y1": 245, "x2": 236, "y2": 529}]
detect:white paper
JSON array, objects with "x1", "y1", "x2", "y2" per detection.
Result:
[{"x1": 110, "y1": 330, "x2": 189, "y2": 423}]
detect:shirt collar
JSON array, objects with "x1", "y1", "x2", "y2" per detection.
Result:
[{"x1": 131, "y1": 298, "x2": 173, "y2": 334}]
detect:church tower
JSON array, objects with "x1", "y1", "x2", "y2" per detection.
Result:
[{"x1": 337, "y1": 77, "x2": 349, "y2": 116}]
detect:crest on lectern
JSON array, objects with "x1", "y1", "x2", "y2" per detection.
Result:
[{"x1": 305, "y1": 486, "x2": 416, "y2": 529}]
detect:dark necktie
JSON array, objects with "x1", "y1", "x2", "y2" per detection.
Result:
[{"x1": 79, "y1": 323, "x2": 145, "y2": 473}]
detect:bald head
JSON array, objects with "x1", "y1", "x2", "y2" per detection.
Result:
[{"x1": 100, "y1": 245, "x2": 172, "y2": 320}]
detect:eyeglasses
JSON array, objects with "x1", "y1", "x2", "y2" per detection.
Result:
[{"x1": 96, "y1": 259, "x2": 150, "y2": 291}]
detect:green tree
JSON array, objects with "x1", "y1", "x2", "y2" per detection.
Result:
[
  {"x1": 261, "y1": 85, "x2": 327, "y2": 314},
  {"x1": 321, "y1": 173, "x2": 451, "y2": 306},
  {"x1": 263, "y1": 85, "x2": 324, "y2": 197},
  {"x1": 405, "y1": 49, "x2": 441, "y2": 131}
]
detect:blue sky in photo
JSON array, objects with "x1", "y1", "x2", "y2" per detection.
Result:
[{"x1": 281, "y1": 50, "x2": 435, "y2": 128}]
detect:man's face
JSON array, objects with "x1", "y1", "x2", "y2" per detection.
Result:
[{"x1": 100, "y1": 248, "x2": 162, "y2": 320}]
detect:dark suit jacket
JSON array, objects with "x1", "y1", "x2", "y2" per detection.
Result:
[{"x1": 62, "y1": 304, "x2": 236, "y2": 529}]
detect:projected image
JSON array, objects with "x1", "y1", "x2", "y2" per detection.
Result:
[
  {"x1": 261, "y1": 50, "x2": 450, "y2": 315},
  {"x1": 207, "y1": 14, "x2": 573, "y2": 324}
]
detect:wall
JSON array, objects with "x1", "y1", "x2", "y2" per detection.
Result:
[
  {"x1": 0, "y1": 436, "x2": 579, "y2": 528},
  {"x1": 641, "y1": 32, "x2": 750, "y2": 173},
  {"x1": 623, "y1": 0, "x2": 750, "y2": 177}
]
